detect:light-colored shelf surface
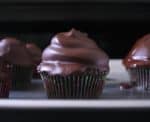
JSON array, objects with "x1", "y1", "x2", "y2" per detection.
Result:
[
  {"x1": 0, "y1": 0, "x2": 150, "y2": 3},
  {"x1": 107, "y1": 59, "x2": 129, "y2": 82},
  {"x1": 1, "y1": 99, "x2": 150, "y2": 109}
]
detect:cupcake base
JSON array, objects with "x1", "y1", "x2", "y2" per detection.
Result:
[
  {"x1": 32, "y1": 71, "x2": 41, "y2": 79},
  {"x1": 40, "y1": 70, "x2": 106, "y2": 99},
  {"x1": 32, "y1": 66, "x2": 41, "y2": 79},
  {"x1": 0, "y1": 80, "x2": 11, "y2": 98},
  {"x1": 128, "y1": 67, "x2": 150, "y2": 91},
  {"x1": 11, "y1": 65, "x2": 33, "y2": 90}
]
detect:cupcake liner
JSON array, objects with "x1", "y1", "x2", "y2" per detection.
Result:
[
  {"x1": 32, "y1": 72, "x2": 40, "y2": 79},
  {"x1": 128, "y1": 67, "x2": 150, "y2": 90},
  {"x1": 32, "y1": 66, "x2": 41, "y2": 79},
  {"x1": 0, "y1": 80, "x2": 11, "y2": 98},
  {"x1": 40, "y1": 70, "x2": 106, "y2": 98},
  {"x1": 11, "y1": 65, "x2": 33, "y2": 90}
]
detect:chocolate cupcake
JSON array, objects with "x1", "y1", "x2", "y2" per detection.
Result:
[
  {"x1": 0, "y1": 59, "x2": 11, "y2": 98},
  {"x1": 26, "y1": 43, "x2": 42, "y2": 79},
  {"x1": 123, "y1": 34, "x2": 150, "y2": 91},
  {"x1": 0, "y1": 37, "x2": 33, "y2": 90},
  {"x1": 38, "y1": 29, "x2": 109, "y2": 98}
]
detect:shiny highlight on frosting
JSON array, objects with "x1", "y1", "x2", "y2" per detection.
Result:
[{"x1": 123, "y1": 34, "x2": 150, "y2": 68}]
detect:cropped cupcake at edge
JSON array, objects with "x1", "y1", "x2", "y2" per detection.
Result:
[
  {"x1": 123, "y1": 34, "x2": 150, "y2": 91},
  {"x1": 0, "y1": 59, "x2": 11, "y2": 98},
  {"x1": 37, "y1": 29, "x2": 109, "y2": 98},
  {"x1": 26, "y1": 43, "x2": 42, "y2": 79},
  {"x1": 0, "y1": 37, "x2": 33, "y2": 90}
]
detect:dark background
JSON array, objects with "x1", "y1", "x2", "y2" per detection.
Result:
[
  {"x1": 0, "y1": 21, "x2": 150, "y2": 59},
  {"x1": 0, "y1": 1, "x2": 150, "y2": 58}
]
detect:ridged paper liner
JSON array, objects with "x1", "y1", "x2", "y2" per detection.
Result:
[
  {"x1": 0, "y1": 80, "x2": 11, "y2": 98},
  {"x1": 40, "y1": 70, "x2": 106, "y2": 99},
  {"x1": 11, "y1": 65, "x2": 33, "y2": 90},
  {"x1": 128, "y1": 67, "x2": 150, "y2": 91},
  {"x1": 32, "y1": 69, "x2": 41, "y2": 79}
]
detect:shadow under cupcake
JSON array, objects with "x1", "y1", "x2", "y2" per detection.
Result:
[{"x1": 37, "y1": 28, "x2": 109, "y2": 99}]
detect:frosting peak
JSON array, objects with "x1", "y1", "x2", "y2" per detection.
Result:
[{"x1": 51, "y1": 28, "x2": 98, "y2": 49}]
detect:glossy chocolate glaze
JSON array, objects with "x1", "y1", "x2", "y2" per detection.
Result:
[
  {"x1": 123, "y1": 34, "x2": 150, "y2": 68},
  {"x1": 38, "y1": 28, "x2": 109, "y2": 75},
  {"x1": 0, "y1": 37, "x2": 33, "y2": 66},
  {"x1": 26, "y1": 43, "x2": 42, "y2": 66}
]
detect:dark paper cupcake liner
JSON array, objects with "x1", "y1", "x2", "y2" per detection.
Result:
[
  {"x1": 11, "y1": 65, "x2": 33, "y2": 90},
  {"x1": 32, "y1": 65, "x2": 41, "y2": 79},
  {"x1": 128, "y1": 67, "x2": 150, "y2": 91},
  {"x1": 32, "y1": 70, "x2": 41, "y2": 79},
  {"x1": 0, "y1": 80, "x2": 11, "y2": 98},
  {"x1": 40, "y1": 70, "x2": 106, "y2": 99}
]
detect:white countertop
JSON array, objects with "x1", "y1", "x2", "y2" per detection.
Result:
[{"x1": 107, "y1": 59, "x2": 130, "y2": 82}]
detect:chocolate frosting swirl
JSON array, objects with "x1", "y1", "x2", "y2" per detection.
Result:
[
  {"x1": 123, "y1": 34, "x2": 150, "y2": 68},
  {"x1": 38, "y1": 29, "x2": 109, "y2": 75},
  {"x1": 26, "y1": 43, "x2": 42, "y2": 66},
  {"x1": 0, "y1": 37, "x2": 33, "y2": 66}
]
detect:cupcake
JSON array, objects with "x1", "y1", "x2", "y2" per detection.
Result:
[
  {"x1": 123, "y1": 34, "x2": 150, "y2": 90},
  {"x1": 38, "y1": 29, "x2": 109, "y2": 98},
  {"x1": 26, "y1": 43, "x2": 42, "y2": 79},
  {"x1": 0, "y1": 37, "x2": 33, "y2": 90},
  {"x1": 0, "y1": 59, "x2": 11, "y2": 98}
]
